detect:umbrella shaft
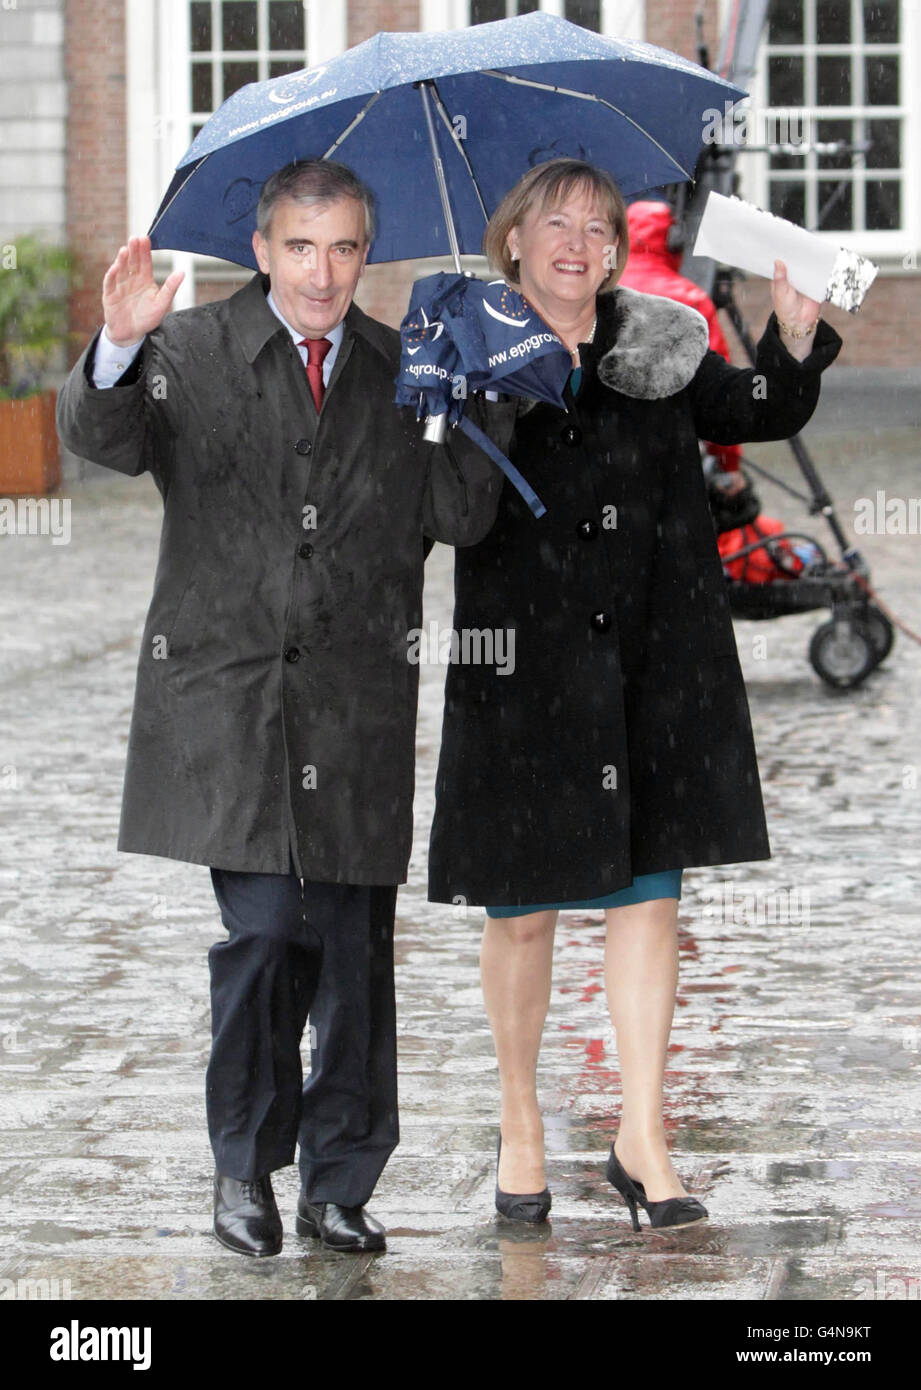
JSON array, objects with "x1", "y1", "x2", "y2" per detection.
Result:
[{"x1": 418, "y1": 81, "x2": 463, "y2": 274}]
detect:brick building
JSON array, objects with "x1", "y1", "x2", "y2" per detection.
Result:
[{"x1": 1, "y1": 0, "x2": 918, "y2": 367}]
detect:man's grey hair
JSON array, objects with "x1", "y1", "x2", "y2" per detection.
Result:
[{"x1": 257, "y1": 160, "x2": 376, "y2": 244}]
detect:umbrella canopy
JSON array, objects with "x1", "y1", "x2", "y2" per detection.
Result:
[{"x1": 149, "y1": 11, "x2": 746, "y2": 269}]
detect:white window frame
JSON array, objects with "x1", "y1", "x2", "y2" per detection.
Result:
[
  {"x1": 127, "y1": 0, "x2": 347, "y2": 297},
  {"x1": 420, "y1": 1, "x2": 644, "y2": 41},
  {"x1": 732, "y1": 0, "x2": 919, "y2": 267}
]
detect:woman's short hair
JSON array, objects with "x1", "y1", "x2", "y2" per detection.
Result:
[
  {"x1": 483, "y1": 159, "x2": 629, "y2": 293},
  {"x1": 257, "y1": 159, "x2": 376, "y2": 244}
]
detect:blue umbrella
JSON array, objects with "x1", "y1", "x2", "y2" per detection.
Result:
[
  {"x1": 395, "y1": 272, "x2": 576, "y2": 518},
  {"x1": 149, "y1": 11, "x2": 746, "y2": 269}
]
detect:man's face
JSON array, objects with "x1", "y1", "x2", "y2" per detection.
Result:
[{"x1": 252, "y1": 195, "x2": 369, "y2": 339}]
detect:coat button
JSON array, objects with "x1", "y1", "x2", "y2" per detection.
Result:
[
  {"x1": 590, "y1": 611, "x2": 612, "y2": 632},
  {"x1": 284, "y1": 646, "x2": 300, "y2": 663},
  {"x1": 561, "y1": 424, "x2": 582, "y2": 447},
  {"x1": 577, "y1": 518, "x2": 598, "y2": 540},
  {"x1": 294, "y1": 438, "x2": 312, "y2": 455},
  {"x1": 298, "y1": 542, "x2": 313, "y2": 558}
]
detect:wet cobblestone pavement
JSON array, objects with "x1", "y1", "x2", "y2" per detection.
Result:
[{"x1": 0, "y1": 416, "x2": 919, "y2": 1304}]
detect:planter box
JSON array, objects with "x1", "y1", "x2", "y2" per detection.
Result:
[{"x1": 0, "y1": 390, "x2": 61, "y2": 496}]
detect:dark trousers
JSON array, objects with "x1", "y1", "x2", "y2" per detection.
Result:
[{"x1": 206, "y1": 863, "x2": 399, "y2": 1208}]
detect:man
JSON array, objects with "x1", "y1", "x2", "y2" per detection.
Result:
[{"x1": 57, "y1": 160, "x2": 509, "y2": 1257}]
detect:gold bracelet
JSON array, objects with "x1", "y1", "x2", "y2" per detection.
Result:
[{"x1": 777, "y1": 316, "x2": 818, "y2": 339}]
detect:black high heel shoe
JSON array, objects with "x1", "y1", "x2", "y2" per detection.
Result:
[
  {"x1": 606, "y1": 1145, "x2": 708, "y2": 1231},
  {"x1": 495, "y1": 1133, "x2": 552, "y2": 1223}
]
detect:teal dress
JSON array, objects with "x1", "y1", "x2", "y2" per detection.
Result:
[{"x1": 485, "y1": 365, "x2": 682, "y2": 918}]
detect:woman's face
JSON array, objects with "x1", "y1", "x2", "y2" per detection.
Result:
[{"x1": 506, "y1": 184, "x2": 616, "y2": 317}]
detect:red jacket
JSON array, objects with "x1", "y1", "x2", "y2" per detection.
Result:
[{"x1": 620, "y1": 201, "x2": 741, "y2": 469}]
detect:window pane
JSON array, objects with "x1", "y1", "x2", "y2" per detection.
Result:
[
  {"x1": 817, "y1": 54, "x2": 851, "y2": 104},
  {"x1": 190, "y1": 2, "x2": 212, "y2": 51},
  {"x1": 865, "y1": 179, "x2": 900, "y2": 229},
  {"x1": 191, "y1": 61, "x2": 213, "y2": 112},
  {"x1": 222, "y1": 1, "x2": 258, "y2": 51},
  {"x1": 222, "y1": 60, "x2": 259, "y2": 99},
  {"x1": 769, "y1": 148, "x2": 806, "y2": 170},
  {"x1": 769, "y1": 56, "x2": 804, "y2": 106},
  {"x1": 865, "y1": 56, "x2": 899, "y2": 104},
  {"x1": 816, "y1": 179, "x2": 852, "y2": 230},
  {"x1": 866, "y1": 117, "x2": 900, "y2": 169},
  {"x1": 768, "y1": 0, "x2": 803, "y2": 44},
  {"x1": 269, "y1": 58, "x2": 302, "y2": 78},
  {"x1": 269, "y1": 1, "x2": 305, "y2": 50},
  {"x1": 565, "y1": 0, "x2": 601, "y2": 28},
  {"x1": 769, "y1": 180, "x2": 805, "y2": 225},
  {"x1": 816, "y1": 0, "x2": 850, "y2": 43},
  {"x1": 518, "y1": 0, "x2": 540, "y2": 13},
  {"x1": 471, "y1": 0, "x2": 505, "y2": 21},
  {"x1": 863, "y1": 1, "x2": 899, "y2": 43},
  {"x1": 816, "y1": 118, "x2": 853, "y2": 168}
]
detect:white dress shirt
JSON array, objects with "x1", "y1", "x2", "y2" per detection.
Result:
[{"x1": 91, "y1": 286, "x2": 345, "y2": 388}]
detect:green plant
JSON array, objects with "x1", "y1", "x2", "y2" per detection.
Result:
[{"x1": 0, "y1": 235, "x2": 73, "y2": 399}]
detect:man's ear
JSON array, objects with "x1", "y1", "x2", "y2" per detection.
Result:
[{"x1": 252, "y1": 229, "x2": 270, "y2": 275}]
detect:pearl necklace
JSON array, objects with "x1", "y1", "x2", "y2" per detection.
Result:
[{"x1": 573, "y1": 314, "x2": 597, "y2": 365}]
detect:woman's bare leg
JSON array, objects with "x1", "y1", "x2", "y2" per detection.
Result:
[
  {"x1": 480, "y1": 909, "x2": 557, "y2": 1194},
  {"x1": 604, "y1": 896, "x2": 690, "y2": 1201}
]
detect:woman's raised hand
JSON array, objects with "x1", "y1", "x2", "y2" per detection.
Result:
[
  {"x1": 770, "y1": 259, "x2": 821, "y2": 333},
  {"x1": 102, "y1": 235, "x2": 185, "y2": 347}
]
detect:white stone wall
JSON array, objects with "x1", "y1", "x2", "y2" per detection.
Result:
[{"x1": 0, "y1": 0, "x2": 66, "y2": 246}]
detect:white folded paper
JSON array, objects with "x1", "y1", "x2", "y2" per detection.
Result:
[{"x1": 693, "y1": 191, "x2": 878, "y2": 313}]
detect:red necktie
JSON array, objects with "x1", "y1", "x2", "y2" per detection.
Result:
[{"x1": 300, "y1": 336, "x2": 332, "y2": 412}]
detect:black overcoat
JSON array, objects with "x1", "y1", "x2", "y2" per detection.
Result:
[
  {"x1": 57, "y1": 273, "x2": 509, "y2": 882},
  {"x1": 427, "y1": 286, "x2": 842, "y2": 906}
]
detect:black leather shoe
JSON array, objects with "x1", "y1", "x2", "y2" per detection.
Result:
[
  {"x1": 295, "y1": 1195, "x2": 386, "y2": 1252},
  {"x1": 606, "y1": 1146, "x2": 708, "y2": 1231},
  {"x1": 213, "y1": 1172, "x2": 283, "y2": 1257},
  {"x1": 495, "y1": 1133, "x2": 552, "y2": 1224}
]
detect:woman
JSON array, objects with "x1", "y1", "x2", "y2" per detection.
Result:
[{"x1": 427, "y1": 159, "x2": 842, "y2": 1229}]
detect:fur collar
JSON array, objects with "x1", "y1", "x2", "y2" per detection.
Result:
[
  {"x1": 595, "y1": 286, "x2": 710, "y2": 399},
  {"x1": 513, "y1": 286, "x2": 710, "y2": 415}
]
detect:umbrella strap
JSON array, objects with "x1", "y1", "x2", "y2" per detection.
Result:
[{"x1": 457, "y1": 416, "x2": 546, "y2": 520}]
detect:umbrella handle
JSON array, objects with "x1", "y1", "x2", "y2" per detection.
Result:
[{"x1": 423, "y1": 413, "x2": 448, "y2": 444}]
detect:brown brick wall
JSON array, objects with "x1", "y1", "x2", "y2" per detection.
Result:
[
  {"x1": 348, "y1": 0, "x2": 421, "y2": 47},
  {"x1": 354, "y1": 260, "x2": 417, "y2": 330},
  {"x1": 65, "y1": 0, "x2": 128, "y2": 356},
  {"x1": 646, "y1": 0, "x2": 720, "y2": 63},
  {"x1": 723, "y1": 276, "x2": 921, "y2": 370}
]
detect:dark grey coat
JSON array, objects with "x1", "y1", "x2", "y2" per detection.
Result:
[
  {"x1": 57, "y1": 273, "x2": 511, "y2": 882},
  {"x1": 427, "y1": 286, "x2": 842, "y2": 907}
]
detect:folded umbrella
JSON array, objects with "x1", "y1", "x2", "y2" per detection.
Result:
[{"x1": 395, "y1": 272, "x2": 576, "y2": 518}]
